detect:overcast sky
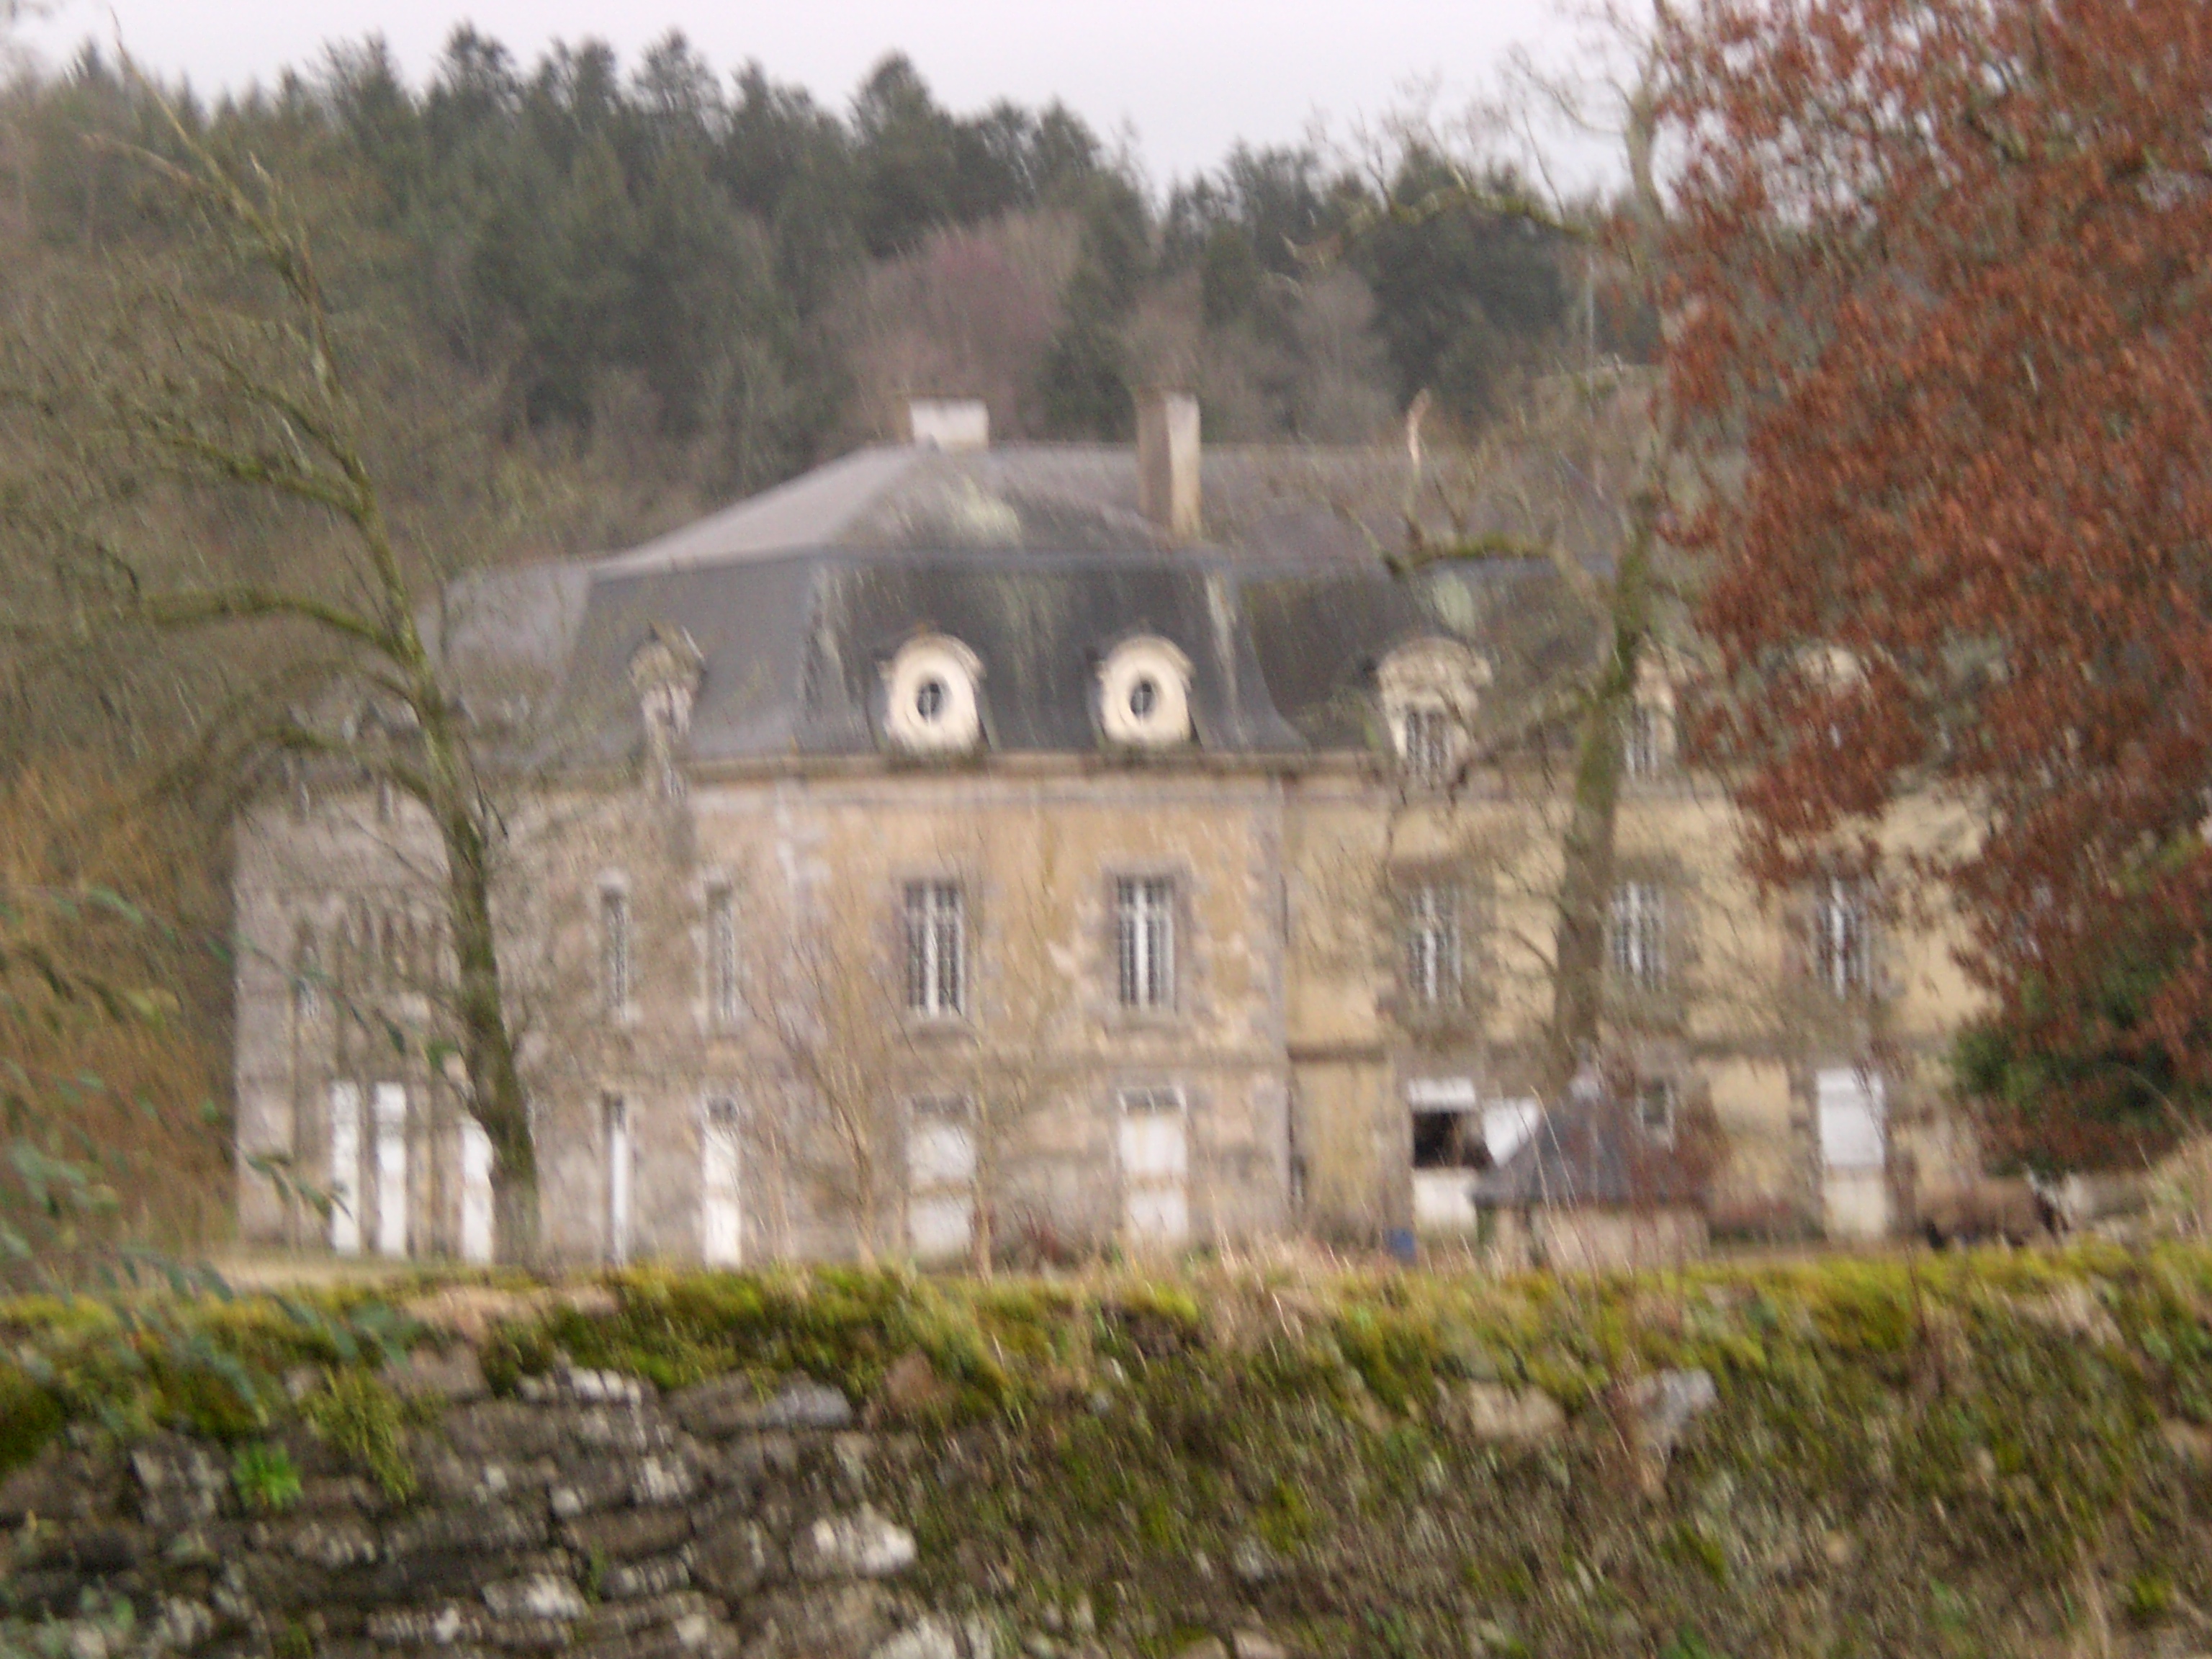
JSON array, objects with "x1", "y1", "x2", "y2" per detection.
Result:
[{"x1": 15, "y1": 0, "x2": 1578, "y2": 186}]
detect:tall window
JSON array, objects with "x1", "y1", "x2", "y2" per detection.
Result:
[
  {"x1": 292, "y1": 924, "x2": 322, "y2": 1022},
  {"x1": 1814, "y1": 878, "x2": 1871, "y2": 997},
  {"x1": 904, "y1": 881, "x2": 964, "y2": 1017},
  {"x1": 1401, "y1": 705, "x2": 1452, "y2": 786},
  {"x1": 1403, "y1": 884, "x2": 1462, "y2": 1008},
  {"x1": 707, "y1": 885, "x2": 739, "y2": 1028},
  {"x1": 1637, "y1": 1078, "x2": 1678, "y2": 1143},
  {"x1": 1117, "y1": 878, "x2": 1176, "y2": 1010},
  {"x1": 1609, "y1": 880, "x2": 1667, "y2": 991},
  {"x1": 1623, "y1": 701, "x2": 1665, "y2": 779},
  {"x1": 601, "y1": 887, "x2": 631, "y2": 1016}
]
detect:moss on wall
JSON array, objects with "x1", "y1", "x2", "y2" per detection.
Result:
[{"x1": 5, "y1": 1248, "x2": 2212, "y2": 1657}]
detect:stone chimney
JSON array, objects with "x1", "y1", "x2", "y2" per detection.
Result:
[
  {"x1": 1136, "y1": 390, "x2": 1201, "y2": 541},
  {"x1": 907, "y1": 397, "x2": 990, "y2": 451}
]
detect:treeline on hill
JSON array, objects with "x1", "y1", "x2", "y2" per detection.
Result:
[
  {"x1": 9, "y1": 32, "x2": 1624, "y2": 503},
  {"x1": 0, "y1": 30, "x2": 1635, "y2": 1258}
]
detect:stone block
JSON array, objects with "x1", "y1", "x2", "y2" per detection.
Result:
[
  {"x1": 691, "y1": 1517, "x2": 778, "y2": 1601},
  {"x1": 388, "y1": 1347, "x2": 490, "y2": 1406},
  {"x1": 481, "y1": 1574, "x2": 590, "y2": 1622},
  {"x1": 631, "y1": 1453, "x2": 702, "y2": 1506},
  {"x1": 674, "y1": 1376, "x2": 853, "y2": 1439},
  {"x1": 599, "y1": 1550, "x2": 694, "y2": 1601},
  {"x1": 1, "y1": 1447, "x2": 109, "y2": 1526},
  {"x1": 790, "y1": 1507, "x2": 916, "y2": 1581},
  {"x1": 736, "y1": 1585, "x2": 892, "y2": 1659},
  {"x1": 1624, "y1": 1370, "x2": 1718, "y2": 1462},
  {"x1": 1231, "y1": 1634, "x2": 1287, "y2": 1659},
  {"x1": 367, "y1": 1604, "x2": 483, "y2": 1647},
  {"x1": 1462, "y1": 1384, "x2": 1567, "y2": 1445},
  {"x1": 130, "y1": 1439, "x2": 229, "y2": 1530},
  {"x1": 870, "y1": 1618, "x2": 962, "y2": 1659},
  {"x1": 284, "y1": 1517, "x2": 381, "y2": 1569},
  {"x1": 446, "y1": 1403, "x2": 572, "y2": 1462},
  {"x1": 563, "y1": 1506, "x2": 693, "y2": 1562},
  {"x1": 385, "y1": 1504, "x2": 548, "y2": 1557},
  {"x1": 549, "y1": 1462, "x2": 638, "y2": 1520}
]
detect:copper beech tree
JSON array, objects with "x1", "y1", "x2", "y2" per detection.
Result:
[{"x1": 1659, "y1": 0, "x2": 2212, "y2": 1162}]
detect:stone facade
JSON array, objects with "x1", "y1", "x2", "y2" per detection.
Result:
[{"x1": 231, "y1": 415, "x2": 1984, "y2": 1267}]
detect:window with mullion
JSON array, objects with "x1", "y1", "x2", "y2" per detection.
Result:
[
  {"x1": 707, "y1": 886, "x2": 739, "y2": 1028},
  {"x1": 601, "y1": 887, "x2": 631, "y2": 1016},
  {"x1": 904, "y1": 881, "x2": 964, "y2": 1017},
  {"x1": 1813, "y1": 877, "x2": 1870, "y2": 997},
  {"x1": 1608, "y1": 880, "x2": 1666, "y2": 991},
  {"x1": 1116, "y1": 877, "x2": 1175, "y2": 1010},
  {"x1": 1403, "y1": 883, "x2": 1462, "y2": 1007}
]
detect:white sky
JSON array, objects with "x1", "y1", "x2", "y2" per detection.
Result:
[{"x1": 15, "y1": 0, "x2": 1582, "y2": 186}]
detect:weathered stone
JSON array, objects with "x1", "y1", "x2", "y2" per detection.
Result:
[
  {"x1": 737, "y1": 1585, "x2": 893, "y2": 1659},
  {"x1": 147, "y1": 1596, "x2": 219, "y2": 1653},
  {"x1": 574, "y1": 1593, "x2": 716, "y2": 1642},
  {"x1": 564, "y1": 1506, "x2": 693, "y2": 1561},
  {"x1": 1228, "y1": 1537, "x2": 1282, "y2": 1586},
  {"x1": 1624, "y1": 1370, "x2": 1718, "y2": 1461},
  {"x1": 2162, "y1": 1418, "x2": 2212, "y2": 1469},
  {"x1": 35, "y1": 1524, "x2": 148, "y2": 1573},
  {"x1": 561, "y1": 1366, "x2": 649, "y2": 1407},
  {"x1": 446, "y1": 1403, "x2": 573, "y2": 1462},
  {"x1": 1, "y1": 1447, "x2": 107, "y2": 1526},
  {"x1": 295, "y1": 1475, "x2": 385, "y2": 1515},
  {"x1": 600, "y1": 1550, "x2": 694, "y2": 1601},
  {"x1": 692, "y1": 1517, "x2": 778, "y2": 1600},
  {"x1": 385, "y1": 1504, "x2": 547, "y2": 1557},
  {"x1": 870, "y1": 1619, "x2": 961, "y2": 1659},
  {"x1": 130, "y1": 1439, "x2": 229, "y2": 1530},
  {"x1": 476, "y1": 1617, "x2": 580, "y2": 1652},
  {"x1": 481, "y1": 1574, "x2": 589, "y2": 1622},
  {"x1": 631, "y1": 1452, "x2": 702, "y2": 1506},
  {"x1": 1231, "y1": 1633, "x2": 1287, "y2": 1659},
  {"x1": 388, "y1": 1347, "x2": 490, "y2": 1405},
  {"x1": 285, "y1": 1517, "x2": 381, "y2": 1569},
  {"x1": 568, "y1": 1406, "x2": 677, "y2": 1455},
  {"x1": 870, "y1": 1354, "x2": 953, "y2": 1426},
  {"x1": 675, "y1": 1376, "x2": 853, "y2": 1439},
  {"x1": 418, "y1": 1452, "x2": 560, "y2": 1506},
  {"x1": 367, "y1": 1604, "x2": 483, "y2": 1647},
  {"x1": 790, "y1": 1507, "x2": 917, "y2": 1581},
  {"x1": 549, "y1": 1462, "x2": 639, "y2": 1520},
  {"x1": 1462, "y1": 1383, "x2": 1567, "y2": 1444}
]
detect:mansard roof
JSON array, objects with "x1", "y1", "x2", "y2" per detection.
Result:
[{"x1": 430, "y1": 429, "x2": 1623, "y2": 769}]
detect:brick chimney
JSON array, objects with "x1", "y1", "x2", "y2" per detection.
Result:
[
  {"x1": 1136, "y1": 390, "x2": 1201, "y2": 541},
  {"x1": 907, "y1": 397, "x2": 989, "y2": 451}
]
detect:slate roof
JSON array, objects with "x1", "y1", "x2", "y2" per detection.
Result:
[{"x1": 433, "y1": 422, "x2": 1637, "y2": 768}]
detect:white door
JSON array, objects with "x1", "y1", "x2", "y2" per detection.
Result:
[
  {"x1": 373, "y1": 1084, "x2": 408, "y2": 1258},
  {"x1": 1119, "y1": 1091, "x2": 1190, "y2": 1248},
  {"x1": 908, "y1": 1112, "x2": 976, "y2": 1262},
  {"x1": 606, "y1": 1097, "x2": 633, "y2": 1264},
  {"x1": 328, "y1": 1083, "x2": 362, "y2": 1255},
  {"x1": 1817, "y1": 1069, "x2": 1887, "y2": 1170},
  {"x1": 459, "y1": 1118, "x2": 495, "y2": 1265},
  {"x1": 701, "y1": 1101, "x2": 742, "y2": 1267},
  {"x1": 1817, "y1": 1067, "x2": 1892, "y2": 1240}
]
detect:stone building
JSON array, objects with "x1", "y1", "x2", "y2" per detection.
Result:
[{"x1": 232, "y1": 392, "x2": 1980, "y2": 1267}]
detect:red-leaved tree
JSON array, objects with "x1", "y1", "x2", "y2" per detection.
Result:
[{"x1": 1659, "y1": 0, "x2": 2212, "y2": 1164}]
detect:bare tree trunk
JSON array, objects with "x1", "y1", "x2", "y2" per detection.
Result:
[
  {"x1": 1543, "y1": 482, "x2": 1658, "y2": 1097},
  {"x1": 437, "y1": 799, "x2": 537, "y2": 1263}
]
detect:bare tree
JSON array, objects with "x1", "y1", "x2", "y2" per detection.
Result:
[{"x1": 0, "y1": 87, "x2": 553, "y2": 1258}]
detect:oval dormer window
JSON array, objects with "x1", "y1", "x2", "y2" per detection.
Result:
[
  {"x1": 1099, "y1": 637, "x2": 1193, "y2": 749},
  {"x1": 884, "y1": 636, "x2": 983, "y2": 754}
]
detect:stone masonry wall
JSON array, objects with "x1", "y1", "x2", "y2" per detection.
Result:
[{"x1": 1, "y1": 1355, "x2": 981, "y2": 1659}]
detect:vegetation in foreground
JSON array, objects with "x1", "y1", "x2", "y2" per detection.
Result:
[{"x1": 4, "y1": 1248, "x2": 2212, "y2": 1655}]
